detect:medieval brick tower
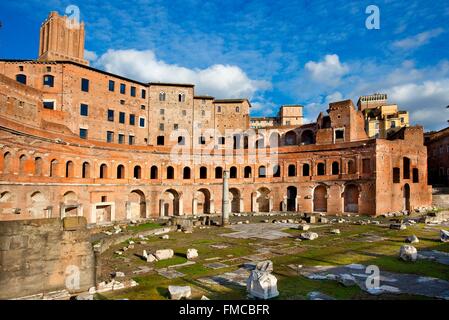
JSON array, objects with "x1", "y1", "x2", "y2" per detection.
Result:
[{"x1": 38, "y1": 11, "x2": 88, "y2": 65}]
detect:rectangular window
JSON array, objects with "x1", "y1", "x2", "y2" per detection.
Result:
[
  {"x1": 129, "y1": 135, "x2": 135, "y2": 145},
  {"x1": 79, "y1": 128, "x2": 88, "y2": 139},
  {"x1": 218, "y1": 137, "x2": 225, "y2": 145},
  {"x1": 393, "y1": 167, "x2": 400, "y2": 183},
  {"x1": 157, "y1": 136, "x2": 165, "y2": 146},
  {"x1": 159, "y1": 123, "x2": 164, "y2": 131},
  {"x1": 140, "y1": 105, "x2": 146, "y2": 110},
  {"x1": 129, "y1": 114, "x2": 135, "y2": 125},
  {"x1": 141, "y1": 89, "x2": 146, "y2": 99},
  {"x1": 108, "y1": 80, "x2": 115, "y2": 92},
  {"x1": 217, "y1": 106, "x2": 222, "y2": 112},
  {"x1": 130, "y1": 86, "x2": 136, "y2": 97},
  {"x1": 118, "y1": 134, "x2": 125, "y2": 144},
  {"x1": 120, "y1": 83, "x2": 126, "y2": 94},
  {"x1": 106, "y1": 131, "x2": 114, "y2": 143},
  {"x1": 80, "y1": 103, "x2": 88, "y2": 116},
  {"x1": 43, "y1": 101, "x2": 55, "y2": 110},
  {"x1": 81, "y1": 78, "x2": 89, "y2": 92},
  {"x1": 139, "y1": 117, "x2": 145, "y2": 128},
  {"x1": 335, "y1": 129, "x2": 344, "y2": 140},
  {"x1": 119, "y1": 112, "x2": 125, "y2": 124},
  {"x1": 199, "y1": 136, "x2": 206, "y2": 145},
  {"x1": 160, "y1": 109, "x2": 165, "y2": 115},
  {"x1": 174, "y1": 124, "x2": 178, "y2": 130},
  {"x1": 43, "y1": 75, "x2": 54, "y2": 87},
  {"x1": 107, "y1": 109, "x2": 114, "y2": 121}
]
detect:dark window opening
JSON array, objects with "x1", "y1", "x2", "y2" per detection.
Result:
[
  {"x1": 133, "y1": 166, "x2": 141, "y2": 179},
  {"x1": 302, "y1": 164, "x2": 310, "y2": 176},
  {"x1": 413, "y1": 168, "x2": 419, "y2": 183},
  {"x1": 107, "y1": 109, "x2": 114, "y2": 121},
  {"x1": 273, "y1": 165, "x2": 281, "y2": 177},
  {"x1": 183, "y1": 167, "x2": 191, "y2": 179},
  {"x1": 178, "y1": 136, "x2": 185, "y2": 145},
  {"x1": 128, "y1": 135, "x2": 135, "y2": 145},
  {"x1": 230, "y1": 166, "x2": 237, "y2": 178},
  {"x1": 157, "y1": 136, "x2": 165, "y2": 146},
  {"x1": 79, "y1": 128, "x2": 88, "y2": 139},
  {"x1": 215, "y1": 167, "x2": 223, "y2": 179},
  {"x1": 107, "y1": 131, "x2": 114, "y2": 143},
  {"x1": 81, "y1": 78, "x2": 89, "y2": 92},
  {"x1": 43, "y1": 75, "x2": 54, "y2": 87},
  {"x1": 200, "y1": 166, "x2": 207, "y2": 179},
  {"x1": 119, "y1": 112, "x2": 125, "y2": 124},
  {"x1": 332, "y1": 162, "x2": 339, "y2": 175},
  {"x1": 317, "y1": 163, "x2": 326, "y2": 176},
  {"x1": 80, "y1": 103, "x2": 88, "y2": 116},
  {"x1": 130, "y1": 86, "x2": 136, "y2": 97},
  {"x1": 335, "y1": 129, "x2": 344, "y2": 140},
  {"x1": 288, "y1": 164, "x2": 296, "y2": 177},
  {"x1": 43, "y1": 101, "x2": 55, "y2": 110},
  {"x1": 16, "y1": 74, "x2": 27, "y2": 84},
  {"x1": 393, "y1": 167, "x2": 400, "y2": 183},
  {"x1": 167, "y1": 166, "x2": 175, "y2": 179},
  {"x1": 129, "y1": 114, "x2": 135, "y2": 125},
  {"x1": 118, "y1": 134, "x2": 125, "y2": 144},
  {"x1": 244, "y1": 166, "x2": 252, "y2": 178},
  {"x1": 258, "y1": 166, "x2": 266, "y2": 178},
  {"x1": 150, "y1": 166, "x2": 158, "y2": 179},
  {"x1": 117, "y1": 165, "x2": 125, "y2": 179},
  {"x1": 403, "y1": 157, "x2": 410, "y2": 179},
  {"x1": 120, "y1": 83, "x2": 126, "y2": 94},
  {"x1": 108, "y1": 80, "x2": 115, "y2": 92}
]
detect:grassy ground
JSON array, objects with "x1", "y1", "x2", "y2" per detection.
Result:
[{"x1": 98, "y1": 214, "x2": 449, "y2": 300}]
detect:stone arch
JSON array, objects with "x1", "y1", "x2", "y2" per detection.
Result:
[
  {"x1": 286, "y1": 186, "x2": 298, "y2": 212},
  {"x1": 117, "y1": 164, "x2": 125, "y2": 179},
  {"x1": 300, "y1": 130, "x2": 315, "y2": 145},
  {"x1": 195, "y1": 188, "x2": 212, "y2": 214},
  {"x1": 128, "y1": 189, "x2": 146, "y2": 220},
  {"x1": 215, "y1": 167, "x2": 223, "y2": 179},
  {"x1": 29, "y1": 191, "x2": 50, "y2": 218},
  {"x1": 100, "y1": 164, "x2": 108, "y2": 179},
  {"x1": 244, "y1": 166, "x2": 252, "y2": 178},
  {"x1": 343, "y1": 184, "x2": 359, "y2": 213},
  {"x1": 65, "y1": 160, "x2": 74, "y2": 178},
  {"x1": 50, "y1": 159, "x2": 58, "y2": 177},
  {"x1": 0, "y1": 191, "x2": 15, "y2": 215},
  {"x1": 183, "y1": 167, "x2": 191, "y2": 179},
  {"x1": 199, "y1": 166, "x2": 207, "y2": 179},
  {"x1": 313, "y1": 184, "x2": 328, "y2": 212},
  {"x1": 133, "y1": 165, "x2": 142, "y2": 179},
  {"x1": 2, "y1": 152, "x2": 12, "y2": 174},
  {"x1": 19, "y1": 154, "x2": 27, "y2": 175},
  {"x1": 258, "y1": 165, "x2": 266, "y2": 178},
  {"x1": 404, "y1": 183, "x2": 411, "y2": 212},
  {"x1": 229, "y1": 188, "x2": 242, "y2": 213},
  {"x1": 150, "y1": 166, "x2": 158, "y2": 179},
  {"x1": 61, "y1": 191, "x2": 80, "y2": 218},
  {"x1": 82, "y1": 162, "x2": 90, "y2": 178},
  {"x1": 167, "y1": 166, "x2": 175, "y2": 179},
  {"x1": 288, "y1": 164, "x2": 296, "y2": 177},
  {"x1": 230, "y1": 166, "x2": 238, "y2": 179},
  {"x1": 284, "y1": 130, "x2": 297, "y2": 145},
  {"x1": 160, "y1": 189, "x2": 181, "y2": 217},
  {"x1": 256, "y1": 187, "x2": 271, "y2": 212},
  {"x1": 35, "y1": 157, "x2": 43, "y2": 176},
  {"x1": 332, "y1": 161, "x2": 339, "y2": 175}
]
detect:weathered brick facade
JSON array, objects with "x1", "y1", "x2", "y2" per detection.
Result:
[{"x1": 0, "y1": 11, "x2": 432, "y2": 223}]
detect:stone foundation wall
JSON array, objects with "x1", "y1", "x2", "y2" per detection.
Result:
[{"x1": 0, "y1": 217, "x2": 95, "y2": 299}]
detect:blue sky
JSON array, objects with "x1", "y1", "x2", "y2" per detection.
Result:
[{"x1": 1, "y1": 0, "x2": 448, "y2": 131}]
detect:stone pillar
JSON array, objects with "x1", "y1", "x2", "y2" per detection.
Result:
[{"x1": 222, "y1": 170, "x2": 230, "y2": 226}]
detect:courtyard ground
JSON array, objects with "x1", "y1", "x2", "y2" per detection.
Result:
[{"x1": 95, "y1": 213, "x2": 449, "y2": 300}]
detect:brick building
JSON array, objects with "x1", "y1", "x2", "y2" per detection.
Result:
[{"x1": 0, "y1": 11, "x2": 432, "y2": 223}]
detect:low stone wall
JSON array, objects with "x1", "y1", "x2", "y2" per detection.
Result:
[{"x1": 0, "y1": 218, "x2": 95, "y2": 299}]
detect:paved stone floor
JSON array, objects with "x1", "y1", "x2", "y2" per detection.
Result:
[{"x1": 221, "y1": 222, "x2": 299, "y2": 240}]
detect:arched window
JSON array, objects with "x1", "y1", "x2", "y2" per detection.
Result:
[
  {"x1": 117, "y1": 165, "x2": 125, "y2": 179},
  {"x1": 82, "y1": 162, "x2": 90, "y2": 178},
  {"x1": 258, "y1": 166, "x2": 266, "y2": 178},
  {"x1": 150, "y1": 166, "x2": 158, "y2": 179},
  {"x1": 167, "y1": 166, "x2": 174, "y2": 179},
  {"x1": 348, "y1": 160, "x2": 356, "y2": 174},
  {"x1": 19, "y1": 155, "x2": 27, "y2": 175},
  {"x1": 3, "y1": 152, "x2": 12, "y2": 173},
  {"x1": 50, "y1": 159, "x2": 58, "y2": 177},
  {"x1": 244, "y1": 166, "x2": 252, "y2": 178},
  {"x1": 288, "y1": 164, "x2": 296, "y2": 177},
  {"x1": 230, "y1": 166, "x2": 237, "y2": 179},
  {"x1": 134, "y1": 165, "x2": 142, "y2": 179},
  {"x1": 256, "y1": 138, "x2": 265, "y2": 148},
  {"x1": 183, "y1": 167, "x2": 191, "y2": 179},
  {"x1": 178, "y1": 93, "x2": 186, "y2": 102},
  {"x1": 43, "y1": 74, "x2": 54, "y2": 87},
  {"x1": 273, "y1": 164, "x2": 281, "y2": 177},
  {"x1": 302, "y1": 164, "x2": 310, "y2": 176},
  {"x1": 317, "y1": 163, "x2": 325, "y2": 176},
  {"x1": 16, "y1": 74, "x2": 27, "y2": 85},
  {"x1": 159, "y1": 91, "x2": 166, "y2": 101},
  {"x1": 285, "y1": 131, "x2": 297, "y2": 145},
  {"x1": 215, "y1": 167, "x2": 223, "y2": 179},
  {"x1": 332, "y1": 161, "x2": 339, "y2": 175},
  {"x1": 100, "y1": 164, "x2": 108, "y2": 179},
  {"x1": 34, "y1": 157, "x2": 43, "y2": 176},
  {"x1": 65, "y1": 161, "x2": 74, "y2": 178},
  {"x1": 200, "y1": 166, "x2": 207, "y2": 179}
]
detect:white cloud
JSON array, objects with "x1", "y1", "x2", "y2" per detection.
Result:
[
  {"x1": 392, "y1": 28, "x2": 444, "y2": 50},
  {"x1": 305, "y1": 54, "x2": 349, "y2": 86},
  {"x1": 95, "y1": 49, "x2": 270, "y2": 99},
  {"x1": 84, "y1": 49, "x2": 98, "y2": 62},
  {"x1": 386, "y1": 79, "x2": 449, "y2": 130}
]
